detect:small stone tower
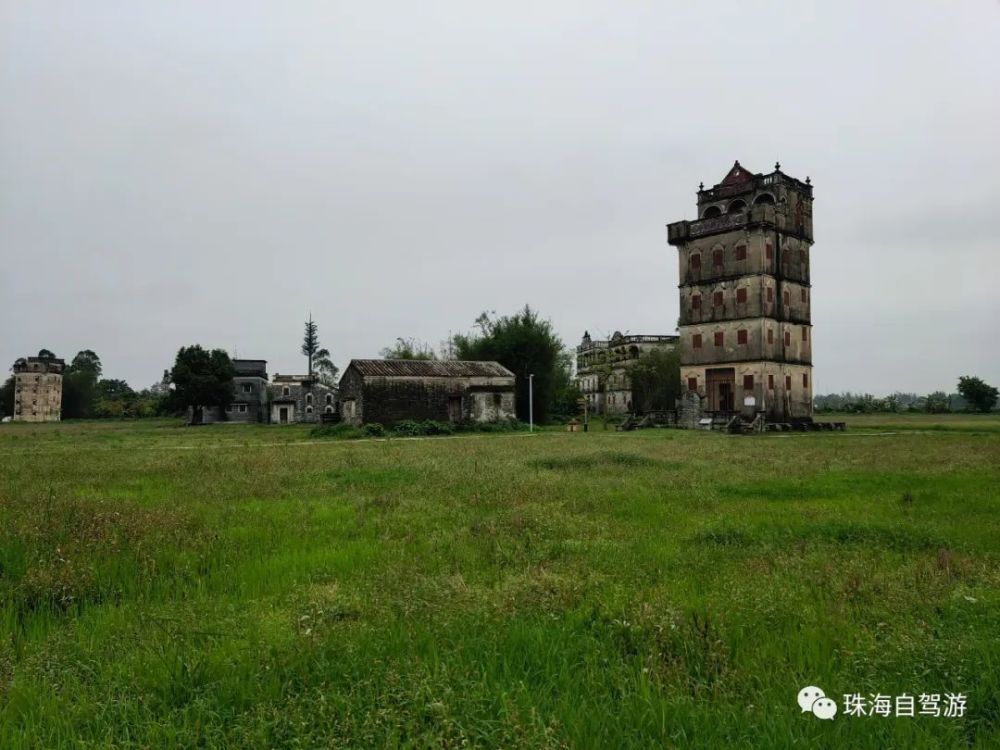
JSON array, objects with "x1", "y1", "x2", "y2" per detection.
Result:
[
  {"x1": 667, "y1": 161, "x2": 814, "y2": 421},
  {"x1": 12, "y1": 356, "x2": 65, "y2": 422}
]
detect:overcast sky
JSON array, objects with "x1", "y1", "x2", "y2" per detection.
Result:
[{"x1": 2, "y1": 1, "x2": 998, "y2": 395}]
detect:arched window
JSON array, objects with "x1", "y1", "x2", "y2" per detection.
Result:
[
  {"x1": 305, "y1": 405, "x2": 313, "y2": 414},
  {"x1": 325, "y1": 394, "x2": 332, "y2": 405},
  {"x1": 306, "y1": 393, "x2": 313, "y2": 406},
  {"x1": 325, "y1": 406, "x2": 333, "y2": 414},
  {"x1": 702, "y1": 205, "x2": 722, "y2": 219},
  {"x1": 753, "y1": 192, "x2": 775, "y2": 205},
  {"x1": 727, "y1": 199, "x2": 747, "y2": 214}
]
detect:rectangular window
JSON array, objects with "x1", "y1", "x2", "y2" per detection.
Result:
[
  {"x1": 799, "y1": 249, "x2": 807, "y2": 264},
  {"x1": 802, "y1": 327, "x2": 808, "y2": 341},
  {"x1": 803, "y1": 373, "x2": 809, "y2": 388},
  {"x1": 783, "y1": 290, "x2": 790, "y2": 307},
  {"x1": 766, "y1": 287, "x2": 773, "y2": 302},
  {"x1": 736, "y1": 287, "x2": 747, "y2": 304},
  {"x1": 692, "y1": 334, "x2": 702, "y2": 349},
  {"x1": 687, "y1": 377, "x2": 698, "y2": 391},
  {"x1": 243, "y1": 383, "x2": 253, "y2": 393},
  {"x1": 786, "y1": 375, "x2": 792, "y2": 391},
  {"x1": 767, "y1": 328, "x2": 774, "y2": 344},
  {"x1": 743, "y1": 375, "x2": 754, "y2": 390},
  {"x1": 784, "y1": 330, "x2": 791, "y2": 346},
  {"x1": 737, "y1": 329, "x2": 747, "y2": 345},
  {"x1": 690, "y1": 253, "x2": 701, "y2": 270},
  {"x1": 238, "y1": 404, "x2": 248, "y2": 413},
  {"x1": 735, "y1": 245, "x2": 747, "y2": 261},
  {"x1": 765, "y1": 243, "x2": 773, "y2": 260},
  {"x1": 691, "y1": 294, "x2": 701, "y2": 310},
  {"x1": 800, "y1": 288, "x2": 807, "y2": 303},
  {"x1": 713, "y1": 291, "x2": 723, "y2": 307},
  {"x1": 714, "y1": 331, "x2": 724, "y2": 347},
  {"x1": 768, "y1": 374, "x2": 775, "y2": 390}
]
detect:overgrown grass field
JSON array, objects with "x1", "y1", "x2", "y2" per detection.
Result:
[{"x1": 1, "y1": 415, "x2": 998, "y2": 747}]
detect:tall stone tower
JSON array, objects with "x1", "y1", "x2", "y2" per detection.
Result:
[
  {"x1": 12, "y1": 356, "x2": 65, "y2": 422},
  {"x1": 667, "y1": 161, "x2": 814, "y2": 421}
]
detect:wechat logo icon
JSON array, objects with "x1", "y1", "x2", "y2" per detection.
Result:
[{"x1": 798, "y1": 686, "x2": 838, "y2": 720}]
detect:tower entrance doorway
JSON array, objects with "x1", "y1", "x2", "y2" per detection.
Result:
[{"x1": 706, "y1": 368, "x2": 736, "y2": 412}]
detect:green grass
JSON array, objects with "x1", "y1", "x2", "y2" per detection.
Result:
[{"x1": 1, "y1": 416, "x2": 998, "y2": 748}]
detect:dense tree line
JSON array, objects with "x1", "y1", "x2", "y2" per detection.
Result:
[{"x1": 814, "y1": 376, "x2": 998, "y2": 414}]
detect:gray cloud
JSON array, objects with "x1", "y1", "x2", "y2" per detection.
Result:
[{"x1": 2, "y1": 1, "x2": 998, "y2": 395}]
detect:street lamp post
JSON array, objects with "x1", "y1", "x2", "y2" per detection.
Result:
[{"x1": 528, "y1": 373, "x2": 534, "y2": 432}]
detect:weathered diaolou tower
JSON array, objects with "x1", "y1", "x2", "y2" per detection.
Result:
[
  {"x1": 667, "y1": 161, "x2": 814, "y2": 421},
  {"x1": 12, "y1": 356, "x2": 65, "y2": 422}
]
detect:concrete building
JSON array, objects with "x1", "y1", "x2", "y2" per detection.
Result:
[
  {"x1": 224, "y1": 359, "x2": 270, "y2": 423},
  {"x1": 270, "y1": 374, "x2": 337, "y2": 425},
  {"x1": 11, "y1": 356, "x2": 64, "y2": 422},
  {"x1": 667, "y1": 161, "x2": 814, "y2": 421},
  {"x1": 187, "y1": 359, "x2": 335, "y2": 425},
  {"x1": 575, "y1": 331, "x2": 678, "y2": 415},
  {"x1": 338, "y1": 359, "x2": 515, "y2": 426}
]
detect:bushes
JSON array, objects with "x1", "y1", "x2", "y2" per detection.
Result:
[{"x1": 310, "y1": 418, "x2": 525, "y2": 440}]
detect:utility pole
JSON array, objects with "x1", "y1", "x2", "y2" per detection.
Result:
[{"x1": 528, "y1": 373, "x2": 534, "y2": 432}]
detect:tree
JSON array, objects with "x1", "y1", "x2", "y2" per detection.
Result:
[
  {"x1": 0, "y1": 375, "x2": 14, "y2": 418},
  {"x1": 313, "y1": 350, "x2": 339, "y2": 387},
  {"x1": 380, "y1": 337, "x2": 437, "y2": 360},
  {"x1": 924, "y1": 391, "x2": 950, "y2": 414},
  {"x1": 452, "y1": 306, "x2": 563, "y2": 424},
  {"x1": 548, "y1": 348, "x2": 582, "y2": 421},
  {"x1": 957, "y1": 376, "x2": 998, "y2": 413},
  {"x1": 628, "y1": 347, "x2": 682, "y2": 414},
  {"x1": 302, "y1": 314, "x2": 319, "y2": 377},
  {"x1": 62, "y1": 349, "x2": 103, "y2": 419},
  {"x1": 37, "y1": 349, "x2": 57, "y2": 360},
  {"x1": 69, "y1": 350, "x2": 102, "y2": 379},
  {"x1": 95, "y1": 378, "x2": 134, "y2": 402},
  {"x1": 169, "y1": 346, "x2": 236, "y2": 420},
  {"x1": 301, "y1": 314, "x2": 339, "y2": 386}
]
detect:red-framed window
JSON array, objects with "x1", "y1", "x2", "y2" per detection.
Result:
[
  {"x1": 743, "y1": 375, "x2": 754, "y2": 390},
  {"x1": 735, "y1": 245, "x2": 747, "y2": 261},
  {"x1": 737, "y1": 329, "x2": 748, "y2": 345},
  {"x1": 785, "y1": 375, "x2": 792, "y2": 390},
  {"x1": 690, "y1": 253, "x2": 701, "y2": 270},
  {"x1": 736, "y1": 287, "x2": 747, "y2": 304},
  {"x1": 713, "y1": 249, "x2": 724, "y2": 269},
  {"x1": 767, "y1": 328, "x2": 774, "y2": 344},
  {"x1": 768, "y1": 374, "x2": 775, "y2": 389},
  {"x1": 766, "y1": 287, "x2": 773, "y2": 302},
  {"x1": 783, "y1": 289, "x2": 790, "y2": 307},
  {"x1": 687, "y1": 377, "x2": 698, "y2": 391},
  {"x1": 713, "y1": 291, "x2": 724, "y2": 307},
  {"x1": 802, "y1": 327, "x2": 808, "y2": 341},
  {"x1": 765, "y1": 243, "x2": 773, "y2": 261},
  {"x1": 803, "y1": 373, "x2": 809, "y2": 388},
  {"x1": 784, "y1": 330, "x2": 791, "y2": 346},
  {"x1": 714, "y1": 331, "x2": 724, "y2": 347},
  {"x1": 691, "y1": 294, "x2": 701, "y2": 310},
  {"x1": 800, "y1": 288, "x2": 807, "y2": 303},
  {"x1": 692, "y1": 334, "x2": 702, "y2": 349}
]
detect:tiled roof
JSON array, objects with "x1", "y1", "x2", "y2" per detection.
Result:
[{"x1": 347, "y1": 359, "x2": 515, "y2": 378}]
